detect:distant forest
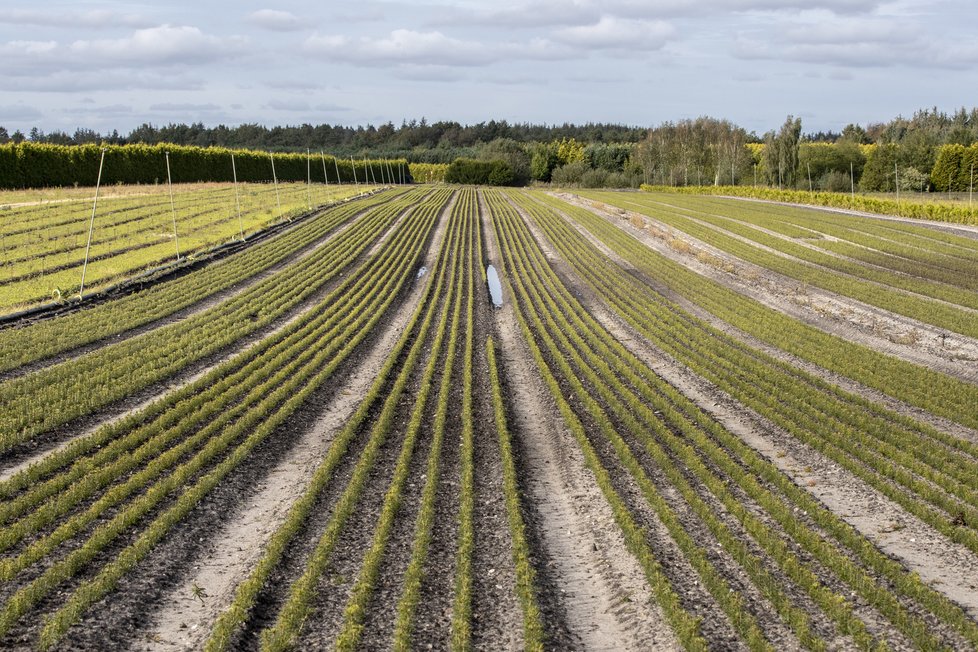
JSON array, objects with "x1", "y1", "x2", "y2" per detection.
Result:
[
  {"x1": 6, "y1": 107, "x2": 978, "y2": 160},
  {"x1": 2, "y1": 107, "x2": 977, "y2": 191}
]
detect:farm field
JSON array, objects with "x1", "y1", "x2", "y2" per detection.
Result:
[
  {"x1": 1, "y1": 186, "x2": 978, "y2": 650},
  {"x1": 0, "y1": 182, "x2": 373, "y2": 314}
]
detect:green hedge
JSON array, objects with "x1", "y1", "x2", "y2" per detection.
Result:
[
  {"x1": 444, "y1": 158, "x2": 515, "y2": 186},
  {"x1": 931, "y1": 144, "x2": 978, "y2": 192},
  {"x1": 640, "y1": 184, "x2": 978, "y2": 226},
  {"x1": 0, "y1": 142, "x2": 411, "y2": 189}
]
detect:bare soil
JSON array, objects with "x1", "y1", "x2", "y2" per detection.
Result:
[
  {"x1": 558, "y1": 193, "x2": 978, "y2": 382},
  {"x1": 526, "y1": 197, "x2": 978, "y2": 629},
  {"x1": 484, "y1": 199, "x2": 682, "y2": 651},
  {"x1": 0, "y1": 199, "x2": 414, "y2": 477},
  {"x1": 132, "y1": 197, "x2": 452, "y2": 651}
]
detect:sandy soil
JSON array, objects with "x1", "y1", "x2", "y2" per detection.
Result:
[
  {"x1": 133, "y1": 197, "x2": 453, "y2": 651},
  {"x1": 721, "y1": 195, "x2": 978, "y2": 240},
  {"x1": 552, "y1": 194, "x2": 978, "y2": 443},
  {"x1": 529, "y1": 196, "x2": 978, "y2": 625},
  {"x1": 0, "y1": 201, "x2": 414, "y2": 482},
  {"x1": 0, "y1": 199, "x2": 379, "y2": 384},
  {"x1": 558, "y1": 193, "x2": 978, "y2": 382},
  {"x1": 483, "y1": 199, "x2": 681, "y2": 651}
]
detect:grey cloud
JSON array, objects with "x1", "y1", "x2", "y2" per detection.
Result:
[
  {"x1": 552, "y1": 17, "x2": 675, "y2": 51},
  {"x1": 0, "y1": 103, "x2": 43, "y2": 121},
  {"x1": 265, "y1": 99, "x2": 312, "y2": 111},
  {"x1": 314, "y1": 103, "x2": 352, "y2": 112},
  {"x1": 0, "y1": 69, "x2": 204, "y2": 93},
  {"x1": 149, "y1": 103, "x2": 223, "y2": 112},
  {"x1": 733, "y1": 16, "x2": 978, "y2": 69},
  {"x1": 246, "y1": 9, "x2": 305, "y2": 32},
  {"x1": 63, "y1": 104, "x2": 134, "y2": 115},
  {"x1": 303, "y1": 29, "x2": 573, "y2": 68},
  {"x1": 431, "y1": 0, "x2": 881, "y2": 30},
  {"x1": 0, "y1": 8, "x2": 154, "y2": 29},
  {"x1": 265, "y1": 79, "x2": 323, "y2": 91}
]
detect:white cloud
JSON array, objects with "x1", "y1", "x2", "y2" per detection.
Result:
[
  {"x1": 553, "y1": 16, "x2": 675, "y2": 51},
  {"x1": 246, "y1": 9, "x2": 304, "y2": 32},
  {"x1": 0, "y1": 9, "x2": 153, "y2": 29},
  {"x1": 304, "y1": 29, "x2": 496, "y2": 66},
  {"x1": 68, "y1": 25, "x2": 246, "y2": 66},
  {"x1": 304, "y1": 29, "x2": 574, "y2": 68}
]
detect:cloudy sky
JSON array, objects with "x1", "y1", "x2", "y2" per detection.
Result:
[{"x1": 0, "y1": 0, "x2": 975, "y2": 137}]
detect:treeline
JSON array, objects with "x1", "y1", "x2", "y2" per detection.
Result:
[
  {"x1": 3, "y1": 106, "x2": 977, "y2": 191},
  {"x1": 0, "y1": 143, "x2": 410, "y2": 189},
  {"x1": 1, "y1": 120, "x2": 648, "y2": 163}
]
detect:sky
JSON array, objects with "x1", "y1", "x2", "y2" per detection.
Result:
[{"x1": 0, "y1": 0, "x2": 976, "y2": 137}]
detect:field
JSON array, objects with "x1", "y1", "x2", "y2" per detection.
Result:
[
  {"x1": 0, "y1": 182, "x2": 372, "y2": 314},
  {"x1": 1, "y1": 185, "x2": 978, "y2": 651}
]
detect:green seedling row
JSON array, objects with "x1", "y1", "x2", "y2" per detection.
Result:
[
  {"x1": 204, "y1": 190, "x2": 458, "y2": 652},
  {"x1": 0, "y1": 189, "x2": 429, "y2": 451},
  {"x1": 0, "y1": 188, "x2": 450, "y2": 650},
  {"x1": 538, "y1": 192, "x2": 978, "y2": 432},
  {"x1": 504, "y1": 189, "x2": 978, "y2": 648},
  {"x1": 589, "y1": 192, "x2": 978, "y2": 338}
]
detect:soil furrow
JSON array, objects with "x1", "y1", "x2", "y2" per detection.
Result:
[
  {"x1": 552, "y1": 194, "x2": 978, "y2": 444},
  {"x1": 559, "y1": 247, "x2": 978, "y2": 624},
  {"x1": 0, "y1": 198, "x2": 383, "y2": 384},
  {"x1": 559, "y1": 193, "x2": 978, "y2": 380},
  {"x1": 130, "y1": 202, "x2": 450, "y2": 650},
  {"x1": 484, "y1": 203, "x2": 681, "y2": 651},
  {"x1": 0, "y1": 202, "x2": 413, "y2": 478}
]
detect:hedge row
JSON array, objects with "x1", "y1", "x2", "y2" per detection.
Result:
[
  {"x1": 444, "y1": 158, "x2": 515, "y2": 186},
  {"x1": 0, "y1": 142, "x2": 411, "y2": 189},
  {"x1": 640, "y1": 184, "x2": 978, "y2": 226},
  {"x1": 931, "y1": 144, "x2": 978, "y2": 192}
]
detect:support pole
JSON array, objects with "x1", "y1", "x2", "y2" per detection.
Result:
[
  {"x1": 79, "y1": 147, "x2": 107, "y2": 298},
  {"x1": 333, "y1": 156, "x2": 342, "y2": 187},
  {"x1": 321, "y1": 151, "x2": 330, "y2": 204},
  {"x1": 850, "y1": 161, "x2": 855, "y2": 198},
  {"x1": 165, "y1": 151, "x2": 181, "y2": 261},
  {"x1": 270, "y1": 153, "x2": 282, "y2": 215},
  {"x1": 894, "y1": 162, "x2": 900, "y2": 211},
  {"x1": 306, "y1": 148, "x2": 312, "y2": 210},
  {"x1": 970, "y1": 162, "x2": 974, "y2": 211},
  {"x1": 232, "y1": 153, "x2": 244, "y2": 240},
  {"x1": 807, "y1": 162, "x2": 812, "y2": 192},
  {"x1": 350, "y1": 157, "x2": 360, "y2": 194},
  {"x1": 366, "y1": 157, "x2": 377, "y2": 185}
]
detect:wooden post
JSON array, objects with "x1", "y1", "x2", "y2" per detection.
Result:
[
  {"x1": 306, "y1": 148, "x2": 312, "y2": 210},
  {"x1": 79, "y1": 147, "x2": 107, "y2": 298},
  {"x1": 165, "y1": 151, "x2": 181, "y2": 260},
  {"x1": 232, "y1": 153, "x2": 244, "y2": 240},
  {"x1": 350, "y1": 157, "x2": 360, "y2": 194},
  {"x1": 270, "y1": 153, "x2": 282, "y2": 215}
]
